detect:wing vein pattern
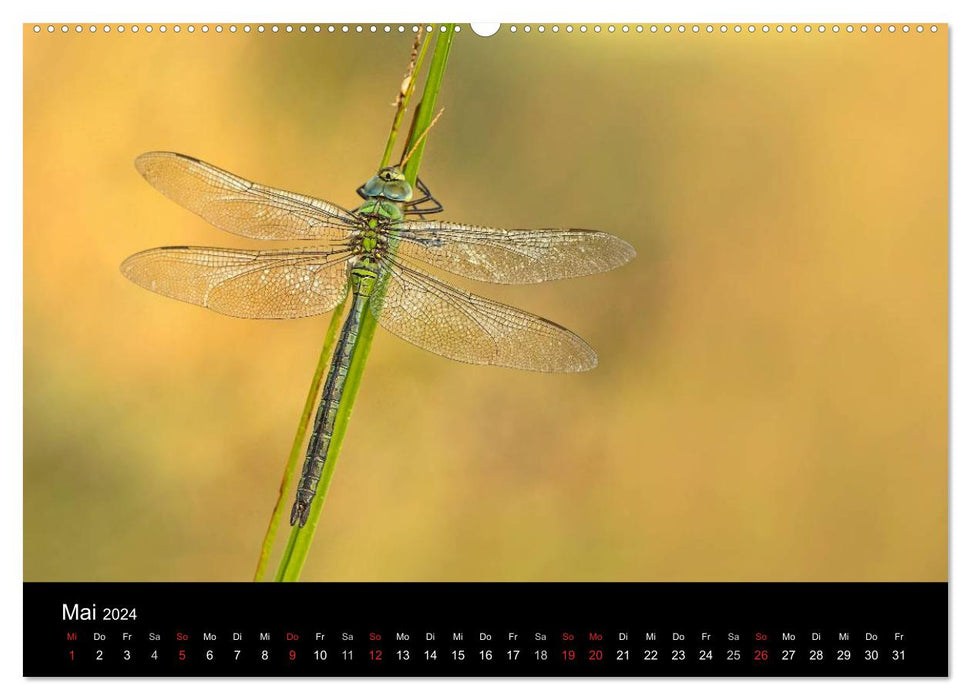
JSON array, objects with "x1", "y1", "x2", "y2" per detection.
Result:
[
  {"x1": 390, "y1": 219, "x2": 636, "y2": 284},
  {"x1": 371, "y1": 260, "x2": 598, "y2": 372},
  {"x1": 135, "y1": 152, "x2": 361, "y2": 244},
  {"x1": 121, "y1": 246, "x2": 352, "y2": 319}
]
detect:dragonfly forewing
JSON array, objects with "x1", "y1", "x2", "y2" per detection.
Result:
[
  {"x1": 390, "y1": 220, "x2": 636, "y2": 284},
  {"x1": 135, "y1": 152, "x2": 363, "y2": 242}
]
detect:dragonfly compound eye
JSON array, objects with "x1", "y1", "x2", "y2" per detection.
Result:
[
  {"x1": 360, "y1": 175, "x2": 385, "y2": 197},
  {"x1": 383, "y1": 180, "x2": 413, "y2": 202}
]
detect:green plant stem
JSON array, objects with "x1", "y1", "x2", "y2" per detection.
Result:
[
  {"x1": 255, "y1": 31, "x2": 431, "y2": 580},
  {"x1": 380, "y1": 30, "x2": 431, "y2": 169},
  {"x1": 252, "y1": 297, "x2": 346, "y2": 581},
  {"x1": 255, "y1": 33, "x2": 427, "y2": 581},
  {"x1": 401, "y1": 27, "x2": 453, "y2": 184},
  {"x1": 272, "y1": 24, "x2": 456, "y2": 582}
]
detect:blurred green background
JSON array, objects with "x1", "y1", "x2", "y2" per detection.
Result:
[{"x1": 24, "y1": 25, "x2": 946, "y2": 581}]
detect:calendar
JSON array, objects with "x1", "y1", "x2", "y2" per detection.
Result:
[
  {"x1": 22, "y1": 21, "x2": 948, "y2": 680},
  {"x1": 25, "y1": 583, "x2": 947, "y2": 676}
]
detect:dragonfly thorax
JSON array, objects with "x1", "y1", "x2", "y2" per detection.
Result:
[
  {"x1": 355, "y1": 197, "x2": 406, "y2": 223},
  {"x1": 359, "y1": 228, "x2": 382, "y2": 254},
  {"x1": 347, "y1": 210, "x2": 393, "y2": 262}
]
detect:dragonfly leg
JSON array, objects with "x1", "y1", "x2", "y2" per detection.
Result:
[
  {"x1": 409, "y1": 177, "x2": 434, "y2": 203},
  {"x1": 404, "y1": 205, "x2": 444, "y2": 220},
  {"x1": 404, "y1": 177, "x2": 444, "y2": 217}
]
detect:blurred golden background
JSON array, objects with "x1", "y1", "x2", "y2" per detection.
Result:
[{"x1": 24, "y1": 25, "x2": 946, "y2": 581}]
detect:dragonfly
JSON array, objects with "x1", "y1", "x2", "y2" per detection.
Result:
[{"x1": 121, "y1": 152, "x2": 636, "y2": 526}]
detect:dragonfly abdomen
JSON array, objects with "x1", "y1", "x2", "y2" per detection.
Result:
[
  {"x1": 290, "y1": 236, "x2": 390, "y2": 526},
  {"x1": 289, "y1": 287, "x2": 368, "y2": 527}
]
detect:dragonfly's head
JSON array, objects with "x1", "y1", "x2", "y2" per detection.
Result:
[{"x1": 360, "y1": 167, "x2": 413, "y2": 202}]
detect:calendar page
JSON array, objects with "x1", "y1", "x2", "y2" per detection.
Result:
[{"x1": 22, "y1": 20, "x2": 947, "y2": 677}]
